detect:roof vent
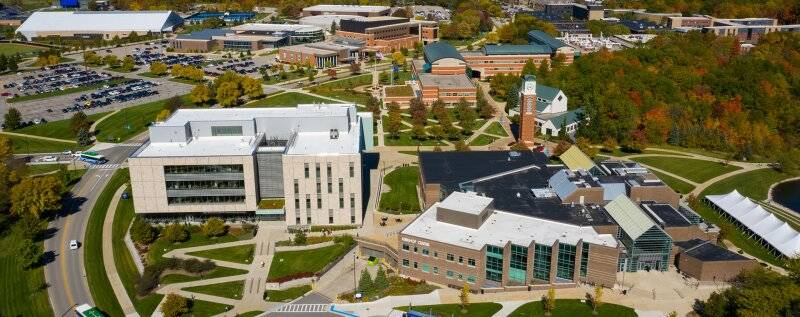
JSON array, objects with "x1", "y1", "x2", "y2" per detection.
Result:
[
  {"x1": 516, "y1": 192, "x2": 521, "y2": 198},
  {"x1": 509, "y1": 151, "x2": 521, "y2": 157},
  {"x1": 330, "y1": 129, "x2": 339, "y2": 139}
]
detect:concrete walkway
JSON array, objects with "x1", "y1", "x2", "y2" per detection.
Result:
[
  {"x1": 102, "y1": 184, "x2": 139, "y2": 316},
  {"x1": 0, "y1": 130, "x2": 77, "y2": 143},
  {"x1": 90, "y1": 109, "x2": 120, "y2": 134}
]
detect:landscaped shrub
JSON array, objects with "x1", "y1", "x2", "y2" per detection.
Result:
[
  {"x1": 130, "y1": 216, "x2": 158, "y2": 244},
  {"x1": 162, "y1": 223, "x2": 189, "y2": 242},
  {"x1": 201, "y1": 217, "x2": 227, "y2": 237}
]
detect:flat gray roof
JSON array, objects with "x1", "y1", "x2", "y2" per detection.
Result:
[{"x1": 418, "y1": 73, "x2": 474, "y2": 89}]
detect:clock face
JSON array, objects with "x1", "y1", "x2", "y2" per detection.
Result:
[{"x1": 524, "y1": 81, "x2": 535, "y2": 94}]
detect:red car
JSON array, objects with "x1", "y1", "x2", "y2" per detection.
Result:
[{"x1": 1, "y1": 92, "x2": 10, "y2": 97}]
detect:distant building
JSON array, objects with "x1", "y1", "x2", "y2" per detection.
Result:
[
  {"x1": 336, "y1": 16, "x2": 438, "y2": 53},
  {"x1": 411, "y1": 42, "x2": 476, "y2": 105},
  {"x1": 16, "y1": 11, "x2": 183, "y2": 41},
  {"x1": 184, "y1": 11, "x2": 257, "y2": 24},
  {"x1": 128, "y1": 104, "x2": 373, "y2": 226},
  {"x1": 512, "y1": 75, "x2": 584, "y2": 138},
  {"x1": 277, "y1": 38, "x2": 364, "y2": 68},
  {"x1": 172, "y1": 23, "x2": 324, "y2": 52},
  {"x1": 0, "y1": 3, "x2": 26, "y2": 27},
  {"x1": 668, "y1": 16, "x2": 800, "y2": 43},
  {"x1": 674, "y1": 239, "x2": 758, "y2": 282},
  {"x1": 302, "y1": 5, "x2": 391, "y2": 18}
]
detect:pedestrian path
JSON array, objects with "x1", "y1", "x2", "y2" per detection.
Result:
[
  {"x1": 102, "y1": 184, "x2": 140, "y2": 317},
  {"x1": 88, "y1": 163, "x2": 121, "y2": 169},
  {"x1": 276, "y1": 303, "x2": 330, "y2": 313}
]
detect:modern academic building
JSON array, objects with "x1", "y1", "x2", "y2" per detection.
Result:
[
  {"x1": 172, "y1": 23, "x2": 324, "y2": 52},
  {"x1": 302, "y1": 5, "x2": 391, "y2": 18},
  {"x1": 128, "y1": 104, "x2": 373, "y2": 227},
  {"x1": 16, "y1": 11, "x2": 184, "y2": 41},
  {"x1": 277, "y1": 37, "x2": 365, "y2": 69},
  {"x1": 335, "y1": 16, "x2": 438, "y2": 53},
  {"x1": 411, "y1": 42, "x2": 476, "y2": 104},
  {"x1": 462, "y1": 31, "x2": 575, "y2": 79}
]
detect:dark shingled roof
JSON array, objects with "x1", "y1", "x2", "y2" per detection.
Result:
[
  {"x1": 483, "y1": 44, "x2": 553, "y2": 55},
  {"x1": 642, "y1": 203, "x2": 692, "y2": 227},
  {"x1": 423, "y1": 42, "x2": 463, "y2": 64},
  {"x1": 676, "y1": 239, "x2": 751, "y2": 262},
  {"x1": 527, "y1": 30, "x2": 567, "y2": 50},
  {"x1": 419, "y1": 150, "x2": 547, "y2": 189}
]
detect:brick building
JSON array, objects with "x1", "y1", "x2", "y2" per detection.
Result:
[
  {"x1": 674, "y1": 239, "x2": 758, "y2": 282},
  {"x1": 410, "y1": 42, "x2": 476, "y2": 105},
  {"x1": 335, "y1": 16, "x2": 438, "y2": 53}
]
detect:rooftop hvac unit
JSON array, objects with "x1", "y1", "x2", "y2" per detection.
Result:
[{"x1": 330, "y1": 129, "x2": 339, "y2": 139}]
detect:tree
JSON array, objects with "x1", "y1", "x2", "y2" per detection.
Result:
[
  {"x1": 162, "y1": 223, "x2": 188, "y2": 242},
  {"x1": 149, "y1": 61, "x2": 168, "y2": 76},
  {"x1": 592, "y1": 284, "x2": 603, "y2": 313},
  {"x1": 411, "y1": 123, "x2": 426, "y2": 140},
  {"x1": 7, "y1": 54, "x2": 17, "y2": 71},
  {"x1": 576, "y1": 137, "x2": 598, "y2": 158},
  {"x1": 553, "y1": 140, "x2": 572, "y2": 157},
  {"x1": 454, "y1": 140, "x2": 470, "y2": 151},
  {"x1": 545, "y1": 287, "x2": 556, "y2": 316},
  {"x1": 161, "y1": 293, "x2": 189, "y2": 317},
  {"x1": 0, "y1": 54, "x2": 7, "y2": 72},
  {"x1": 601, "y1": 138, "x2": 618, "y2": 153},
  {"x1": 459, "y1": 107, "x2": 478, "y2": 135},
  {"x1": 201, "y1": 217, "x2": 226, "y2": 237},
  {"x1": 365, "y1": 96, "x2": 381, "y2": 117},
  {"x1": 121, "y1": 56, "x2": 135, "y2": 72},
  {"x1": 70, "y1": 111, "x2": 90, "y2": 135},
  {"x1": 307, "y1": 70, "x2": 316, "y2": 82},
  {"x1": 330, "y1": 21, "x2": 337, "y2": 35},
  {"x1": 0, "y1": 135, "x2": 11, "y2": 161},
  {"x1": 522, "y1": 59, "x2": 537, "y2": 76},
  {"x1": 349, "y1": 62, "x2": 361, "y2": 74},
  {"x1": 130, "y1": 216, "x2": 157, "y2": 245},
  {"x1": 391, "y1": 51, "x2": 405, "y2": 66},
  {"x1": 374, "y1": 266, "x2": 389, "y2": 290},
  {"x1": 104, "y1": 54, "x2": 119, "y2": 68},
  {"x1": 786, "y1": 256, "x2": 800, "y2": 284},
  {"x1": 293, "y1": 230, "x2": 307, "y2": 245},
  {"x1": 357, "y1": 268, "x2": 374, "y2": 296},
  {"x1": 17, "y1": 238, "x2": 41, "y2": 269},
  {"x1": 3, "y1": 107, "x2": 21, "y2": 130},
  {"x1": 408, "y1": 98, "x2": 427, "y2": 126},
  {"x1": 10, "y1": 176, "x2": 62, "y2": 218},
  {"x1": 476, "y1": 89, "x2": 494, "y2": 119},
  {"x1": 240, "y1": 77, "x2": 263, "y2": 99},
  {"x1": 190, "y1": 84, "x2": 212, "y2": 105},
  {"x1": 171, "y1": 64, "x2": 185, "y2": 78},
  {"x1": 505, "y1": 83, "x2": 520, "y2": 113},
  {"x1": 216, "y1": 81, "x2": 242, "y2": 107},
  {"x1": 429, "y1": 124, "x2": 445, "y2": 140},
  {"x1": 327, "y1": 68, "x2": 337, "y2": 79},
  {"x1": 76, "y1": 128, "x2": 92, "y2": 147},
  {"x1": 385, "y1": 102, "x2": 402, "y2": 138},
  {"x1": 459, "y1": 283, "x2": 470, "y2": 312}
]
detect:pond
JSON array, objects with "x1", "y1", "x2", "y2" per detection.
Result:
[{"x1": 772, "y1": 179, "x2": 800, "y2": 213}]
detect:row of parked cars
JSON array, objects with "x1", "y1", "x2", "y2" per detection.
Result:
[
  {"x1": 133, "y1": 51, "x2": 204, "y2": 67},
  {"x1": 205, "y1": 59, "x2": 269, "y2": 76},
  {"x1": 62, "y1": 79, "x2": 160, "y2": 113},
  {"x1": 5, "y1": 65, "x2": 117, "y2": 97}
]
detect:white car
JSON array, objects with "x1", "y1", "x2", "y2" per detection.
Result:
[
  {"x1": 40, "y1": 156, "x2": 57, "y2": 162},
  {"x1": 69, "y1": 240, "x2": 79, "y2": 250}
]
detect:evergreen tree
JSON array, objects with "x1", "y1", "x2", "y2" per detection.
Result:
[
  {"x1": 357, "y1": 268, "x2": 374, "y2": 296},
  {"x1": 505, "y1": 83, "x2": 519, "y2": 114},
  {"x1": 4, "y1": 107, "x2": 21, "y2": 130},
  {"x1": 330, "y1": 21, "x2": 337, "y2": 35},
  {"x1": 521, "y1": 59, "x2": 537, "y2": 76},
  {"x1": 7, "y1": 54, "x2": 17, "y2": 71},
  {"x1": 76, "y1": 128, "x2": 92, "y2": 146},
  {"x1": 0, "y1": 54, "x2": 7, "y2": 72},
  {"x1": 374, "y1": 266, "x2": 389, "y2": 290}
]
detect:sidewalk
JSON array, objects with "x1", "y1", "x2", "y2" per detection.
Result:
[{"x1": 101, "y1": 184, "x2": 139, "y2": 316}]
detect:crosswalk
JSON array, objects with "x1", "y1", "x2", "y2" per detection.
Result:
[
  {"x1": 118, "y1": 143, "x2": 144, "y2": 147},
  {"x1": 275, "y1": 304, "x2": 330, "y2": 313},
  {"x1": 88, "y1": 163, "x2": 121, "y2": 169}
]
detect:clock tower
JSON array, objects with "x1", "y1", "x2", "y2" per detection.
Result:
[{"x1": 518, "y1": 75, "x2": 537, "y2": 147}]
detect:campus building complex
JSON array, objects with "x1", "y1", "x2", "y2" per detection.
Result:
[
  {"x1": 513, "y1": 75, "x2": 585, "y2": 139},
  {"x1": 277, "y1": 38, "x2": 365, "y2": 69},
  {"x1": 463, "y1": 31, "x2": 575, "y2": 79},
  {"x1": 184, "y1": 11, "x2": 256, "y2": 24},
  {"x1": 128, "y1": 104, "x2": 373, "y2": 226},
  {"x1": 668, "y1": 16, "x2": 800, "y2": 43},
  {"x1": 16, "y1": 11, "x2": 184, "y2": 41},
  {"x1": 411, "y1": 42, "x2": 476, "y2": 105},
  {"x1": 302, "y1": 5, "x2": 390, "y2": 18},
  {"x1": 172, "y1": 23, "x2": 324, "y2": 52},
  {"x1": 336, "y1": 16, "x2": 438, "y2": 53}
]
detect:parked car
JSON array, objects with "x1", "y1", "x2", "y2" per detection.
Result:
[{"x1": 69, "y1": 240, "x2": 79, "y2": 250}]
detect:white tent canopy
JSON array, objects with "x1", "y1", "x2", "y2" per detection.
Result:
[{"x1": 706, "y1": 190, "x2": 800, "y2": 258}]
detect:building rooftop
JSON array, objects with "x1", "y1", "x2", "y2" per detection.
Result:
[
  {"x1": 642, "y1": 203, "x2": 693, "y2": 227},
  {"x1": 176, "y1": 28, "x2": 233, "y2": 40},
  {"x1": 136, "y1": 135, "x2": 259, "y2": 157},
  {"x1": 281, "y1": 44, "x2": 339, "y2": 56},
  {"x1": 231, "y1": 23, "x2": 322, "y2": 33},
  {"x1": 439, "y1": 191, "x2": 493, "y2": 215},
  {"x1": 559, "y1": 145, "x2": 597, "y2": 171},
  {"x1": 402, "y1": 194, "x2": 618, "y2": 251},
  {"x1": 423, "y1": 42, "x2": 463, "y2": 63},
  {"x1": 17, "y1": 11, "x2": 183, "y2": 39},
  {"x1": 304, "y1": 5, "x2": 390, "y2": 13},
  {"x1": 676, "y1": 239, "x2": 751, "y2": 262},
  {"x1": 417, "y1": 73, "x2": 473, "y2": 89},
  {"x1": 483, "y1": 44, "x2": 553, "y2": 55},
  {"x1": 538, "y1": 108, "x2": 585, "y2": 128},
  {"x1": 419, "y1": 150, "x2": 548, "y2": 188},
  {"x1": 528, "y1": 30, "x2": 567, "y2": 50},
  {"x1": 605, "y1": 195, "x2": 657, "y2": 239}
]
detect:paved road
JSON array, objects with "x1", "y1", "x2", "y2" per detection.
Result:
[{"x1": 43, "y1": 144, "x2": 137, "y2": 316}]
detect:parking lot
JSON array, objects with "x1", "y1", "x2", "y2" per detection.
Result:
[
  {"x1": 203, "y1": 55, "x2": 273, "y2": 78},
  {"x1": 3, "y1": 64, "x2": 120, "y2": 99},
  {"x1": 62, "y1": 79, "x2": 160, "y2": 114}
]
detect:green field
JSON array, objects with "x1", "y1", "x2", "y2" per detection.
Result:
[
  {"x1": 384, "y1": 131, "x2": 447, "y2": 146},
  {"x1": 469, "y1": 134, "x2": 498, "y2": 146},
  {"x1": 264, "y1": 285, "x2": 311, "y2": 302},
  {"x1": 379, "y1": 166, "x2": 421, "y2": 214},
  {"x1": 183, "y1": 280, "x2": 245, "y2": 300},
  {"x1": 112, "y1": 180, "x2": 164, "y2": 316},
  {"x1": 160, "y1": 266, "x2": 248, "y2": 284},
  {"x1": 307, "y1": 74, "x2": 373, "y2": 105},
  {"x1": 94, "y1": 95, "x2": 191, "y2": 143},
  {"x1": 24, "y1": 163, "x2": 64, "y2": 176},
  {"x1": 632, "y1": 156, "x2": 740, "y2": 183},
  {"x1": 181, "y1": 299, "x2": 231, "y2": 317},
  {"x1": 0, "y1": 43, "x2": 45, "y2": 55},
  {"x1": 186, "y1": 244, "x2": 255, "y2": 265},
  {"x1": 268, "y1": 236, "x2": 354, "y2": 281},
  {"x1": 650, "y1": 170, "x2": 695, "y2": 194},
  {"x1": 16, "y1": 111, "x2": 110, "y2": 140},
  {"x1": 237, "y1": 311, "x2": 264, "y2": 317},
  {"x1": 484, "y1": 122, "x2": 508, "y2": 137},
  {"x1": 246, "y1": 92, "x2": 337, "y2": 108},
  {"x1": 508, "y1": 299, "x2": 636, "y2": 317},
  {"x1": 4, "y1": 134, "x2": 83, "y2": 153},
  {"x1": 147, "y1": 225, "x2": 255, "y2": 264},
  {"x1": 8, "y1": 78, "x2": 132, "y2": 103},
  {"x1": 396, "y1": 303, "x2": 502, "y2": 317},
  {"x1": 85, "y1": 169, "x2": 129, "y2": 316},
  {"x1": 0, "y1": 216, "x2": 53, "y2": 317}
]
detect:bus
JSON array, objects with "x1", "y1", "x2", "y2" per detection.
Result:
[
  {"x1": 75, "y1": 304, "x2": 105, "y2": 317},
  {"x1": 79, "y1": 151, "x2": 107, "y2": 164}
]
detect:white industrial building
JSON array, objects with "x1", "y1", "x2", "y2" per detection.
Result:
[
  {"x1": 16, "y1": 11, "x2": 183, "y2": 41},
  {"x1": 128, "y1": 104, "x2": 374, "y2": 227}
]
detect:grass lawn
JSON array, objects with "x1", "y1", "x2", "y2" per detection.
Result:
[
  {"x1": 25, "y1": 163, "x2": 64, "y2": 175},
  {"x1": 246, "y1": 92, "x2": 337, "y2": 108},
  {"x1": 264, "y1": 69, "x2": 312, "y2": 85},
  {"x1": 652, "y1": 144, "x2": 771, "y2": 163},
  {"x1": 384, "y1": 84, "x2": 413, "y2": 97},
  {"x1": 508, "y1": 299, "x2": 636, "y2": 317},
  {"x1": 94, "y1": 95, "x2": 192, "y2": 143},
  {"x1": 85, "y1": 169, "x2": 129, "y2": 317},
  {"x1": 0, "y1": 216, "x2": 53, "y2": 317},
  {"x1": 169, "y1": 77, "x2": 206, "y2": 85},
  {"x1": 384, "y1": 132, "x2": 446, "y2": 146},
  {"x1": 307, "y1": 74, "x2": 373, "y2": 105},
  {"x1": 469, "y1": 134, "x2": 498, "y2": 146},
  {"x1": 182, "y1": 299, "x2": 231, "y2": 317},
  {"x1": 650, "y1": 170, "x2": 695, "y2": 194},
  {"x1": 183, "y1": 280, "x2": 245, "y2": 300},
  {"x1": 396, "y1": 303, "x2": 502, "y2": 317},
  {"x1": 268, "y1": 236, "x2": 355, "y2": 281},
  {"x1": 147, "y1": 225, "x2": 255, "y2": 264},
  {"x1": 264, "y1": 284, "x2": 311, "y2": 302},
  {"x1": 484, "y1": 121, "x2": 508, "y2": 137},
  {"x1": 631, "y1": 156, "x2": 740, "y2": 183},
  {"x1": 0, "y1": 43, "x2": 45, "y2": 55},
  {"x1": 138, "y1": 72, "x2": 167, "y2": 78},
  {"x1": 16, "y1": 111, "x2": 110, "y2": 140},
  {"x1": 4, "y1": 133, "x2": 85, "y2": 153},
  {"x1": 8, "y1": 78, "x2": 131, "y2": 103},
  {"x1": 187, "y1": 244, "x2": 255, "y2": 264},
  {"x1": 161, "y1": 266, "x2": 248, "y2": 284},
  {"x1": 379, "y1": 166, "x2": 421, "y2": 214},
  {"x1": 237, "y1": 311, "x2": 265, "y2": 317},
  {"x1": 112, "y1": 178, "x2": 164, "y2": 316}
]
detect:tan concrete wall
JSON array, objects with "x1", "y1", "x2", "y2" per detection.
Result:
[
  {"x1": 677, "y1": 253, "x2": 757, "y2": 282},
  {"x1": 629, "y1": 186, "x2": 680, "y2": 208},
  {"x1": 398, "y1": 233, "x2": 485, "y2": 288},
  {"x1": 664, "y1": 225, "x2": 717, "y2": 243},
  {"x1": 585, "y1": 244, "x2": 618, "y2": 287},
  {"x1": 282, "y1": 153, "x2": 363, "y2": 226},
  {"x1": 172, "y1": 39, "x2": 212, "y2": 53},
  {"x1": 128, "y1": 155, "x2": 258, "y2": 214},
  {"x1": 562, "y1": 187, "x2": 605, "y2": 205}
]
